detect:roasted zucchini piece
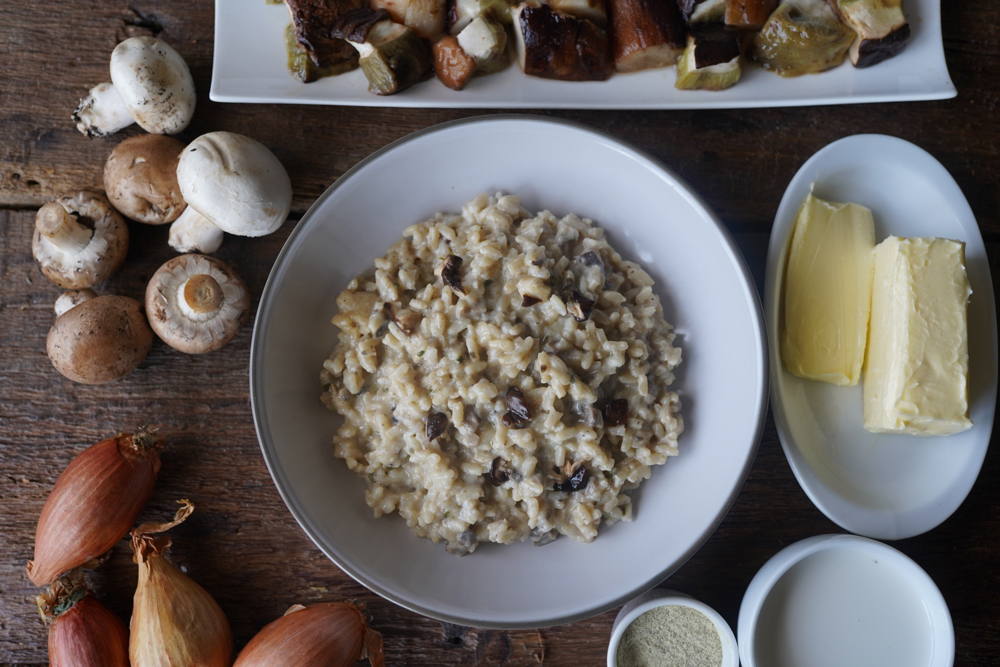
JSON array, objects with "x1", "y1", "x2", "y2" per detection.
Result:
[
  {"x1": 751, "y1": 2, "x2": 854, "y2": 76},
  {"x1": 675, "y1": 24, "x2": 741, "y2": 90},
  {"x1": 372, "y1": 0, "x2": 448, "y2": 39},
  {"x1": 512, "y1": 2, "x2": 612, "y2": 81},
  {"x1": 676, "y1": 0, "x2": 725, "y2": 24},
  {"x1": 725, "y1": 0, "x2": 777, "y2": 29},
  {"x1": 827, "y1": 0, "x2": 910, "y2": 67},
  {"x1": 333, "y1": 8, "x2": 433, "y2": 94},
  {"x1": 607, "y1": 0, "x2": 687, "y2": 73},
  {"x1": 457, "y1": 15, "x2": 509, "y2": 73}
]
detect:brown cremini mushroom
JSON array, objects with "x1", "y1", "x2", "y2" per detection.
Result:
[
  {"x1": 54, "y1": 289, "x2": 97, "y2": 318},
  {"x1": 32, "y1": 192, "x2": 129, "y2": 289},
  {"x1": 46, "y1": 295, "x2": 153, "y2": 384},
  {"x1": 145, "y1": 254, "x2": 250, "y2": 353},
  {"x1": 104, "y1": 134, "x2": 187, "y2": 225}
]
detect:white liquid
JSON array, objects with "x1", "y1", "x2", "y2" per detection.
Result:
[{"x1": 754, "y1": 546, "x2": 934, "y2": 667}]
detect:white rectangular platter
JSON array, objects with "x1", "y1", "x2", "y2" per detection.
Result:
[{"x1": 210, "y1": 0, "x2": 955, "y2": 109}]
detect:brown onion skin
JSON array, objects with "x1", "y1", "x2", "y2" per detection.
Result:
[
  {"x1": 234, "y1": 602, "x2": 384, "y2": 667},
  {"x1": 27, "y1": 431, "x2": 162, "y2": 586},
  {"x1": 49, "y1": 597, "x2": 129, "y2": 667},
  {"x1": 130, "y1": 535, "x2": 233, "y2": 667}
]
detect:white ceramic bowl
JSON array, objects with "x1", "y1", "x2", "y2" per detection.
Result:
[
  {"x1": 250, "y1": 116, "x2": 768, "y2": 628},
  {"x1": 608, "y1": 589, "x2": 738, "y2": 667},
  {"x1": 738, "y1": 534, "x2": 954, "y2": 667}
]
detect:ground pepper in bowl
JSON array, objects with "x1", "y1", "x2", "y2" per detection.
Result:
[{"x1": 616, "y1": 604, "x2": 723, "y2": 667}]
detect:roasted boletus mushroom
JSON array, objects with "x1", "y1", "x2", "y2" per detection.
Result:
[
  {"x1": 73, "y1": 37, "x2": 196, "y2": 138},
  {"x1": 46, "y1": 295, "x2": 153, "y2": 384},
  {"x1": 170, "y1": 132, "x2": 292, "y2": 253},
  {"x1": 145, "y1": 254, "x2": 250, "y2": 353},
  {"x1": 104, "y1": 134, "x2": 187, "y2": 225},
  {"x1": 32, "y1": 192, "x2": 128, "y2": 289}
]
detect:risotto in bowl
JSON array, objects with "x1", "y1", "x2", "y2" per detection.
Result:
[{"x1": 250, "y1": 116, "x2": 767, "y2": 627}]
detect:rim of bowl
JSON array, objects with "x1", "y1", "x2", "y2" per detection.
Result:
[
  {"x1": 607, "y1": 589, "x2": 739, "y2": 667},
  {"x1": 737, "y1": 534, "x2": 955, "y2": 667},
  {"x1": 250, "y1": 113, "x2": 770, "y2": 628}
]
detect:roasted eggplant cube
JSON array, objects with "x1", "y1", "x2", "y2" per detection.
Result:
[
  {"x1": 828, "y1": 0, "x2": 910, "y2": 67},
  {"x1": 372, "y1": 0, "x2": 448, "y2": 39},
  {"x1": 607, "y1": 0, "x2": 687, "y2": 73},
  {"x1": 512, "y1": 2, "x2": 612, "y2": 81},
  {"x1": 676, "y1": 0, "x2": 724, "y2": 24},
  {"x1": 675, "y1": 24, "x2": 741, "y2": 90},
  {"x1": 724, "y1": 0, "x2": 777, "y2": 29},
  {"x1": 751, "y1": 3, "x2": 854, "y2": 77}
]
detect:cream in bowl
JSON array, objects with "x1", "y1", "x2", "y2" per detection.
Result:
[
  {"x1": 608, "y1": 589, "x2": 738, "y2": 667},
  {"x1": 738, "y1": 534, "x2": 954, "y2": 667}
]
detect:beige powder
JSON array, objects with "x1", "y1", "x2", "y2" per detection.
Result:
[{"x1": 616, "y1": 604, "x2": 723, "y2": 667}]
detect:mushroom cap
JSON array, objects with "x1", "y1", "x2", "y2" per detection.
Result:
[
  {"x1": 176, "y1": 132, "x2": 292, "y2": 237},
  {"x1": 109, "y1": 37, "x2": 196, "y2": 135},
  {"x1": 104, "y1": 134, "x2": 187, "y2": 225},
  {"x1": 145, "y1": 254, "x2": 251, "y2": 354},
  {"x1": 32, "y1": 192, "x2": 129, "y2": 289},
  {"x1": 46, "y1": 295, "x2": 153, "y2": 384}
]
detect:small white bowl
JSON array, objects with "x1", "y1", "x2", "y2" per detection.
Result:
[
  {"x1": 608, "y1": 589, "x2": 739, "y2": 667},
  {"x1": 738, "y1": 534, "x2": 954, "y2": 667}
]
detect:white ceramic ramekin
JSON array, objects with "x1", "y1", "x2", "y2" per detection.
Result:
[
  {"x1": 738, "y1": 534, "x2": 954, "y2": 667},
  {"x1": 607, "y1": 588, "x2": 739, "y2": 667}
]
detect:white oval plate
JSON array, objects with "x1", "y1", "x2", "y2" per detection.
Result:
[
  {"x1": 251, "y1": 116, "x2": 768, "y2": 628},
  {"x1": 210, "y1": 0, "x2": 954, "y2": 109},
  {"x1": 764, "y1": 134, "x2": 998, "y2": 541}
]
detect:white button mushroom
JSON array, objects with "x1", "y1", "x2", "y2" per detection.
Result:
[
  {"x1": 104, "y1": 134, "x2": 187, "y2": 225},
  {"x1": 169, "y1": 132, "x2": 293, "y2": 253},
  {"x1": 46, "y1": 295, "x2": 154, "y2": 384},
  {"x1": 145, "y1": 254, "x2": 251, "y2": 353},
  {"x1": 32, "y1": 192, "x2": 129, "y2": 289},
  {"x1": 168, "y1": 207, "x2": 224, "y2": 254},
  {"x1": 73, "y1": 37, "x2": 196, "y2": 138}
]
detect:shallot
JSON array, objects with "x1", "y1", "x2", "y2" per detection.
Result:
[
  {"x1": 27, "y1": 428, "x2": 163, "y2": 586},
  {"x1": 234, "y1": 602, "x2": 385, "y2": 667},
  {"x1": 130, "y1": 500, "x2": 233, "y2": 667},
  {"x1": 37, "y1": 573, "x2": 129, "y2": 667}
]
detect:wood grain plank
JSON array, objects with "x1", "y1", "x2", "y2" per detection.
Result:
[{"x1": 2, "y1": 209, "x2": 999, "y2": 663}]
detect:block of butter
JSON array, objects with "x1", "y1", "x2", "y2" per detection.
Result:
[
  {"x1": 863, "y1": 236, "x2": 973, "y2": 435},
  {"x1": 782, "y1": 193, "x2": 876, "y2": 386}
]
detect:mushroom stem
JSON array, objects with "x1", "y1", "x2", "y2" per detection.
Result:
[
  {"x1": 181, "y1": 274, "x2": 224, "y2": 317},
  {"x1": 168, "y1": 207, "x2": 224, "y2": 254},
  {"x1": 36, "y1": 202, "x2": 93, "y2": 253},
  {"x1": 73, "y1": 82, "x2": 136, "y2": 138}
]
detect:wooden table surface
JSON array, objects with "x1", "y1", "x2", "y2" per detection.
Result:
[{"x1": 2, "y1": 1, "x2": 998, "y2": 665}]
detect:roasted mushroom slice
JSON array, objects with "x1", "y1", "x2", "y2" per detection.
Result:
[
  {"x1": 751, "y1": 2, "x2": 854, "y2": 77},
  {"x1": 32, "y1": 192, "x2": 128, "y2": 290},
  {"x1": 334, "y1": 8, "x2": 433, "y2": 95},
  {"x1": 488, "y1": 456, "x2": 511, "y2": 486},
  {"x1": 373, "y1": 0, "x2": 448, "y2": 39},
  {"x1": 448, "y1": 0, "x2": 513, "y2": 35},
  {"x1": 440, "y1": 254, "x2": 466, "y2": 294},
  {"x1": 554, "y1": 463, "x2": 589, "y2": 492},
  {"x1": 603, "y1": 398, "x2": 629, "y2": 426},
  {"x1": 676, "y1": 0, "x2": 724, "y2": 23},
  {"x1": 607, "y1": 0, "x2": 686, "y2": 73},
  {"x1": 285, "y1": 0, "x2": 366, "y2": 81},
  {"x1": 433, "y1": 36, "x2": 478, "y2": 89},
  {"x1": 567, "y1": 289, "x2": 595, "y2": 321},
  {"x1": 675, "y1": 24, "x2": 741, "y2": 90},
  {"x1": 501, "y1": 387, "x2": 531, "y2": 427},
  {"x1": 145, "y1": 254, "x2": 250, "y2": 354},
  {"x1": 426, "y1": 412, "x2": 449, "y2": 440},
  {"x1": 827, "y1": 0, "x2": 910, "y2": 68},
  {"x1": 457, "y1": 15, "x2": 509, "y2": 74},
  {"x1": 512, "y1": 2, "x2": 612, "y2": 81},
  {"x1": 549, "y1": 0, "x2": 607, "y2": 26},
  {"x1": 724, "y1": 0, "x2": 777, "y2": 29}
]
